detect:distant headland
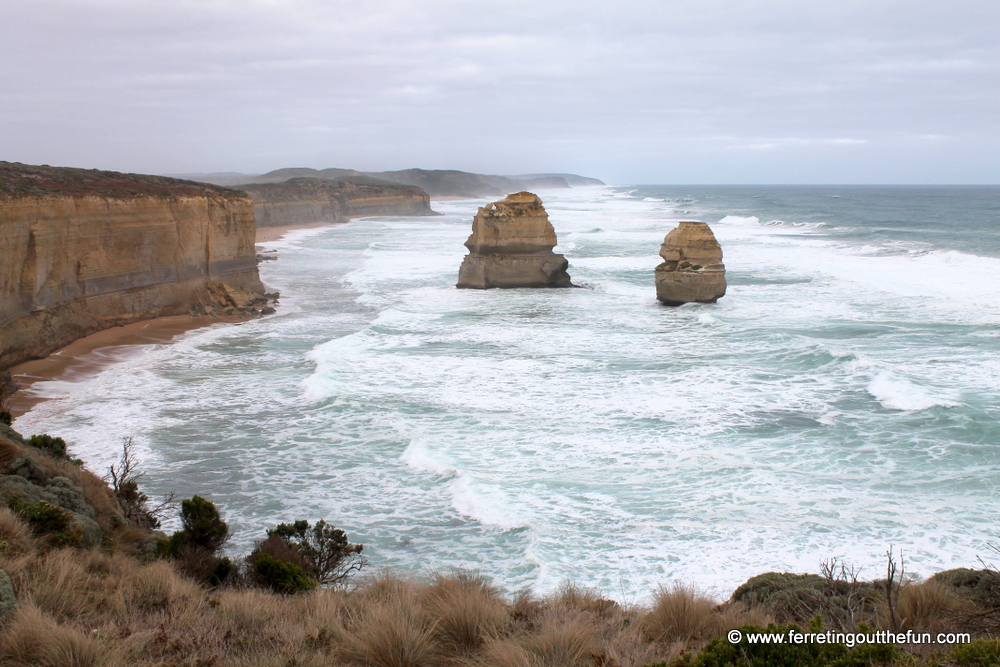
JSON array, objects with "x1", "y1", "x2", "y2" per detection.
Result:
[{"x1": 171, "y1": 167, "x2": 605, "y2": 198}]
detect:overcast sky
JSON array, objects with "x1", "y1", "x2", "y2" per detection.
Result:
[{"x1": 3, "y1": 0, "x2": 998, "y2": 184}]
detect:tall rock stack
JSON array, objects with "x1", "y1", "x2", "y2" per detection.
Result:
[
  {"x1": 456, "y1": 192, "x2": 573, "y2": 289},
  {"x1": 654, "y1": 222, "x2": 727, "y2": 305}
]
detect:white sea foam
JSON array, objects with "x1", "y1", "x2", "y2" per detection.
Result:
[
  {"x1": 867, "y1": 372, "x2": 960, "y2": 411},
  {"x1": 12, "y1": 185, "x2": 1000, "y2": 597}
]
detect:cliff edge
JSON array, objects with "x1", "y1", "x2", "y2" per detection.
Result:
[
  {"x1": 241, "y1": 177, "x2": 435, "y2": 227},
  {"x1": 0, "y1": 162, "x2": 267, "y2": 369}
]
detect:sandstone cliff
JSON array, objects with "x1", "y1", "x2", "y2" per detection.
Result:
[
  {"x1": 241, "y1": 178, "x2": 435, "y2": 227},
  {"x1": 0, "y1": 162, "x2": 268, "y2": 369},
  {"x1": 456, "y1": 192, "x2": 573, "y2": 289},
  {"x1": 654, "y1": 222, "x2": 727, "y2": 306}
]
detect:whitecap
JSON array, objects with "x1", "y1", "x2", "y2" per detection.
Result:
[
  {"x1": 867, "y1": 372, "x2": 960, "y2": 411},
  {"x1": 447, "y1": 476, "x2": 531, "y2": 531},
  {"x1": 400, "y1": 440, "x2": 458, "y2": 478}
]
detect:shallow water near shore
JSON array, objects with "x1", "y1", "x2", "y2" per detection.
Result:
[{"x1": 13, "y1": 185, "x2": 1000, "y2": 600}]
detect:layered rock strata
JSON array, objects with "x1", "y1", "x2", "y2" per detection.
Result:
[
  {"x1": 456, "y1": 192, "x2": 573, "y2": 289},
  {"x1": 654, "y1": 222, "x2": 727, "y2": 305},
  {"x1": 240, "y1": 178, "x2": 435, "y2": 227},
  {"x1": 0, "y1": 162, "x2": 267, "y2": 369}
]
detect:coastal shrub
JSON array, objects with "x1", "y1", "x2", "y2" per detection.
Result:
[
  {"x1": 157, "y1": 495, "x2": 230, "y2": 556},
  {"x1": 665, "y1": 623, "x2": 902, "y2": 667},
  {"x1": 156, "y1": 495, "x2": 232, "y2": 585},
  {"x1": 25, "y1": 434, "x2": 84, "y2": 466},
  {"x1": 0, "y1": 410, "x2": 10, "y2": 426},
  {"x1": 948, "y1": 638, "x2": 1000, "y2": 666},
  {"x1": 27, "y1": 434, "x2": 66, "y2": 458},
  {"x1": 6, "y1": 493, "x2": 76, "y2": 545},
  {"x1": 106, "y1": 436, "x2": 175, "y2": 530},
  {"x1": 266, "y1": 518, "x2": 365, "y2": 585},
  {"x1": 178, "y1": 494, "x2": 230, "y2": 551},
  {"x1": 730, "y1": 570, "x2": 879, "y2": 629},
  {"x1": 251, "y1": 552, "x2": 317, "y2": 594}
]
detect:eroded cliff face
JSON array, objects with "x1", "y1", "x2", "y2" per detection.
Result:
[
  {"x1": 654, "y1": 221, "x2": 726, "y2": 306},
  {"x1": 241, "y1": 177, "x2": 434, "y2": 227},
  {"x1": 456, "y1": 192, "x2": 573, "y2": 289},
  {"x1": 0, "y1": 162, "x2": 266, "y2": 369}
]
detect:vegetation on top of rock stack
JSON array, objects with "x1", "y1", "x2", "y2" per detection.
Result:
[{"x1": 0, "y1": 161, "x2": 248, "y2": 200}]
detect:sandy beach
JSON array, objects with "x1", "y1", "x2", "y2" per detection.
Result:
[
  {"x1": 5, "y1": 315, "x2": 224, "y2": 419},
  {"x1": 255, "y1": 220, "x2": 335, "y2": 243},
  {"x1": 6, "y1": 222, "x2": 323, "y2": 419}
]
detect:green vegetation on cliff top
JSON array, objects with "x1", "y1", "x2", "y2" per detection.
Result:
[{"x1": 0, "y1": 161, "x2": 248, "y2": 200}]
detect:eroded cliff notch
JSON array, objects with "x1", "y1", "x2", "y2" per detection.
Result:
[
  {"x1": 456, "y1": 192, "x2": 573, "y2": 289},
  {"x1": 654, "y1": 222, "x2": 727, "y2": 306}
]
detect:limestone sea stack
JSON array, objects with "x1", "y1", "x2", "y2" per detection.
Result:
[
  {"x1": 654, "y1": 222, "x2": 727, "y2": 305},
  {"x1": 456, "y1": 192, "x2": 573, "y2": 289}
]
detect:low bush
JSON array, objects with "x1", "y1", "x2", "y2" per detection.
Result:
[
  {"x1": 266, "y1": 519, "x2": 365, "y2": 585},
  {"x1": 6, "y1": 493, "x2": 77, "y2": 546},
  {"x1": 156, "y1": 495, "x2": 232, "y2": 585},
  {"x1": 105, "y1": 437, "x2": 175, "y2": 530},
  {"x1": 667, "y1": 623, "x2": 903, "y2": 667},
  {"x1": 251, "y1": 552, "x2": 317, "y2": 594},
  {"x1": 948, "y1": 638, "x2": 1000, "y2": 667}
]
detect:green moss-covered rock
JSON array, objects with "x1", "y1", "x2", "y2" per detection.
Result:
[
  {"x1": 730, "y1": 572, "x2": 880, "y2": 626},
  {"x1": 930, "y1": 568, "x2": 1000, "y2": 603},
  {"x1": 2, "y1": 479, "x2": 103, "y2": 548}
]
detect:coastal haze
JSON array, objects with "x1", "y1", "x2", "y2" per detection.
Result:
[{"x1": 2, "y1": 0, "x2": 999, "y2": 184}]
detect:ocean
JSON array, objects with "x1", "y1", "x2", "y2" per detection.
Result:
[{"x1": 13, "y1": 185, "x2": 1000, "y2": 600}]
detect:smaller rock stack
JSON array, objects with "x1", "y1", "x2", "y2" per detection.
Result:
[
  {"x1": 654, "y1": 222, "x2": 727, "y2": 305},
  {"x1": 456, "y1": 192, "x2": 573, "y2": 289}
]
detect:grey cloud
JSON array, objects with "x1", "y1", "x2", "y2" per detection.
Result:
[{"x1": 1, "y1": 0, "x2": 998, "y2": 183}]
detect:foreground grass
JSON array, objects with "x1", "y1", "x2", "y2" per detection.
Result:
[
  {"x1": 1, "y1": 423, "x2": 998, "y2": 667},
  {"x1": 3, "y1": 512, "x2": 999, "y2": 667},
  {"x1": 0, "y1": 513, "x2": 775, "y2": 667}
]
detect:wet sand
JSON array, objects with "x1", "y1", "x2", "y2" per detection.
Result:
[
  {"x1": 5, "y1": 315, "x2": 226, "y2": 419},
  {"x1": 255, "y1": 220, "x2": 335, "y2": 243}
]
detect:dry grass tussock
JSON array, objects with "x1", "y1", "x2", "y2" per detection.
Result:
[
  {"x1": 1, "y1": 604, "x2": 108, "y2": 667},
  {"x1": 0, "y1": 505, "x2": 35, "y2": 554},
  {"x1": 883, "y1": 580, "x2": 973, "y2": 634},
  {"x1": 1, "y1": 546, "x2": 746, "y2": 667},
  {"x1": 5, "y1": 541, "x2": 990, "y2": 667}
]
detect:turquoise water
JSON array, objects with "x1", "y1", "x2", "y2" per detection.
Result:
[{"x1": 14, "y1": 185, "x2": 1000, "y2": 599}]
